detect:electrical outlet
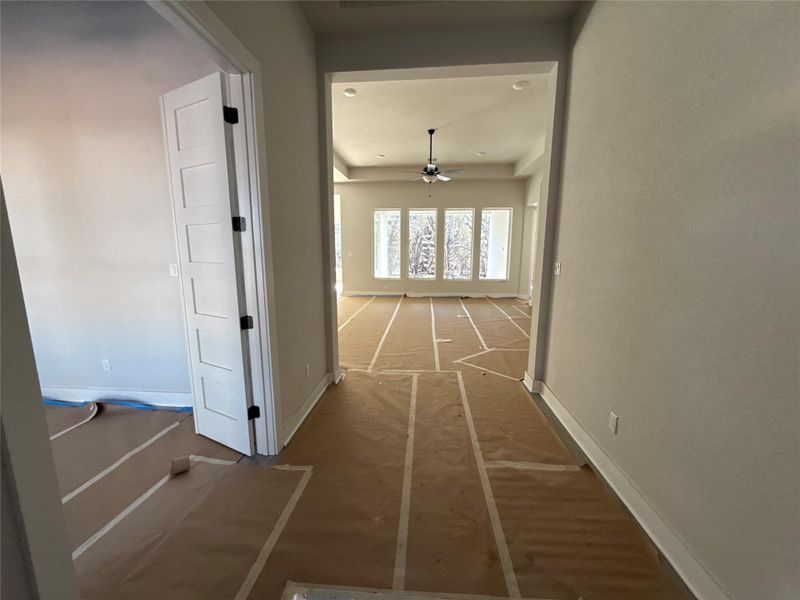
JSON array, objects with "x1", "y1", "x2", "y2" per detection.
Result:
[
  {"x1": 554, "y1": 262, "x2": 562, "y2": 276},
  {"x1": 609, "y1": 412, "x2": 619, "y2": 435},
  {"x1": 102, "y1": 358, "x2": 112, "y2": 372},
  {"x1": 169, "y1": 264, "x2": 179, "y2": 277},
  {"x1": 305, "y1": 364, "x2": 310, "y2": 380}
]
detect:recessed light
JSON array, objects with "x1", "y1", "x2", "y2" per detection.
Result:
[
  {"x1": 342, "y1": 88, "x2": 357, "y2": 97},
  {"x1": 476, "y1": 151, "x2": 487, "y2": 157},
  {"x1": 512, "y1": 80, "x2": 529, "y2": 91},
  {"x1": 376, "y1": 154, "x2": 385, "y2": 159}
]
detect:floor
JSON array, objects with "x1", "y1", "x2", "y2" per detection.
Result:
[{"x1": 47, "y1": 295, "x2": 686, "y2": 599}]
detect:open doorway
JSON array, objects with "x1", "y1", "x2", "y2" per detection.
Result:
[
  {"x1": 1, "y1": 1, "x2": 282, "y2": 593},
  {"x1": 327, "y1": 64, "x2": 555, "y2": 380}
]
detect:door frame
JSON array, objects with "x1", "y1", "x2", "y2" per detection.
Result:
[{"x1": 150, "y1": 0, "x2": 280, "y2": 455}]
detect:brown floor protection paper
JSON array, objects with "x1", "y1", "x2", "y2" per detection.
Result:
[
  {"x1": 373, "y1": 297, "x2": 437, "y2": 372},
  {"x1": 63, "y1": 416, "x2": 241, "y2": 550},
  {"x1": 461, "y1": 298, "x2": 530, "y2": 350},
  {"x1": 338, "y1": 295, "x2": 402, "y2": 369},
  {"x1": 490, "y1": 467, "x2": 683, "y2": 599},
  {"x1": 45, "y1": 402, "x2": 96, "y2": 437},
  {"x1": 492, "y1": 298, "x2": 533, "y2": 322},
  {"x1": 460, "y1": 349, "x2": 528, "y2": 381},
  {"x1": 50, "y1": 404, "x2": 186, "y2": 496},
  {"x1": 248, "y1": 371, "x2": 412, "y2": 598},
  {"x1": 431, "y1": 298, "x2": 486, "y2": 369},
  {"x1": 76, "y1": 461, "x2": 305, "y2": 600},
  {"x1": 337, "y1": 295, "x2": 373, "y2": 326},
  {"x1": 48, "y1": 293, "x2": 683, "y2": 600},
  {"x1": 405, "y1": 372, "x2": 507, "y2": 596}
]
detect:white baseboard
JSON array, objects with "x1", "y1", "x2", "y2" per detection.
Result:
[
  {"x1": 279, "y1": 372, "x2": 333, "y2": 448},
  {"x1": 41, "y1": 386, "x2": 192, "y2": 408},
  {"x1": 522, "y1": 371, "x2": 535, "y2": 392},
  {"x1": 535, "y1": 380, "x2": 727, "y2": 600},
  {"x1": 345, "y1": 291, "x2": 518, "y2": 299}
]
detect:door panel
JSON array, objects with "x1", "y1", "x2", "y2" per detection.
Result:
[{"x1": 162, "y1": 72, "x2": 254, "y2": 455}]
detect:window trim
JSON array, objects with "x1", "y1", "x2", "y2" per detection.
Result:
[
  {"x1": 407, "y1": 207, "x2": 438, "y2": 280},
  {"x1": 372, "y1": 207, "x2": 402, "y2": 280},
  {"x1": 442, "y1": 207, "x2": 475, "y2": 281},
  {"x1": 478, "y1": 206, "x2": 513, "y2": 282}
]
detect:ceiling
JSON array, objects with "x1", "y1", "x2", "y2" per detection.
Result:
[
  {"x1": 299, "y1": 1, "x2": 579, "y2": 35},
  {"x1": 332, "y1": 73, "x2": 551, "y2": 169}
]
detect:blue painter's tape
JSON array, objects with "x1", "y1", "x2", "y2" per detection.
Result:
[{"x1": 42, "y1": 397, "x2": 192, "y2": 413}]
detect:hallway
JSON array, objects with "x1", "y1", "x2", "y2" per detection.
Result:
[
  {"x1": 257, "y1": 295, "x2": 685, "y2": 598},
  {"x1": 54, "y1": 295, "x2": 687, "y2": 599}
]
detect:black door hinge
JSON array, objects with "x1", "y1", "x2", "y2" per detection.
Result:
[
  {"x1": 240, "y1": 315, "x2": 254, "y2": 330},
  {"x1": 247, "y1": 405, "x2": 260, "y2": 420},
  {"x1": 232, "y1": 216, "x2": 246, "y2": 232},
  {"x1": 223, "y1": 106, "x2": 239, "y2": 124}
]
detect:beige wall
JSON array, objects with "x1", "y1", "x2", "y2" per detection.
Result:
[
  {"x1": 543, "y1": 2, "x2": 800, "y2": 598},
  {"x1": 0, "y1": 1, "x2": 217, "y2": 403},
  {"x1": 336, "y1": 180, "x2": 527, "y2": 296},
  {"x1": 205, "y1": 1, "x2": 328, "y2": 439}
]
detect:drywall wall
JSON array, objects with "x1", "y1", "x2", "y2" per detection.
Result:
[
  {"x1": 204, "y1": 1, "x2": 328, "y2": 441},
  {"x1": 543, "y1": 2, "x2": 800, "y2": 598},
  {"x1": 0, "y1": 1, "x2": 217, "y2": 404},
  {"x1": 518, "y1": 205, "x2": 538, "y2": 298},
  {"x1": 336, "y1": 180, "x2": 527, "y2": 296},
  {"x1": 1, "y1": 196, "x2": 78, "y2": 599}
]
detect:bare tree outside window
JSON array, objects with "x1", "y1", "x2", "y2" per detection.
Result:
[
  {"x1": 408, "y1": 209, "x2": 436, "y2": 278},
  {"x1": 373, "y1": 209, "x2": 401, "y2": 278},
  {"x1": 443, "y1": 209, "x2": 473, "y2": 279},
  {"x1": 479, "y1": 208, "x2": 511, "y2": 279}
]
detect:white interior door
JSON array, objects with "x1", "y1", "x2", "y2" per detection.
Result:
[{"x1": 162, "y1": 72, "x2": 255, "y2": 455}]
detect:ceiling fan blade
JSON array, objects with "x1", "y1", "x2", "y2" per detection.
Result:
[
  {"x1": 436, "y1": 174, "x2": 451, "y2": 182},
  {"x1": 440, "y1": 168, "x2": 464, "y2": 174},
  {"x1": 398, "y1": 170, "x2": 422, "y2": 174},
  {"x1": 410, "y1": 176, "x2": 423, "y2": 181}
]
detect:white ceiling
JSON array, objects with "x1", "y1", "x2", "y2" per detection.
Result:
[
  {"x1": 299, "y1": 1, "x2": 579, "y2": 35},
  {"x1": 332, "y1": 73, "x2": 551, "y2": 169}
]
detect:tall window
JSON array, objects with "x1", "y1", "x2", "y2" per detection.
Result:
[
  {"x1": 443, "y1": 209, "x2": 473, "y2": 280},
  {"x1": 373, "y1": 209, "x2": 401, "y2": 278},
  {"x1": 479, "y1": 208, "x2": 511, "y2": 280},
  {"x1": 408, "y1": 209, "x2": 437, "y2": 279}
]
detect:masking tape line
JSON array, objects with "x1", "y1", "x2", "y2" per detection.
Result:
[
  {"x1": 485, "y1": 297, "x2": 530, "y2": 339},
  {"x1": 368, "y1": 295, "x2": 404, "y2": 371},
  {"x1": 430, "y1": 298, "x2": 441, "y2": 371},
  {"x1": 484, "y1": 460, "x2": 581, "y2": 472},
  {"x1": 338, "y1": 296, "x2": 376, "y2": 332},
  {"x1": 456, "y1": 372, "x2": 520, "y2": 598},
  {"x1": 235, "y1": 467, "x2": 314, "y2": 600},
  {"x1": 458, "y1": 298, "x2": 488, "y2": 350},
  {"x1": 50, "y1": 402, "x2": 98, "y2": 441},
  {"x1": 62, "y1": 421, "x2": 181, "y2": 504},
  {"x1": 455, "y1": 360, "x2": 523, "y2": 383},
  {"x1": 72, "y1": 473, "x2": 171, "y2": 560},
  {"x1": 393, "y1": 374, "x2": 418, "y2": 592}
]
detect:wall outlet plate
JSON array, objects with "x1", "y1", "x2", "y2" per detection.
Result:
[
  {"x1": 102, "y1": 359, "x2": 112, "y2": 372},
  {"x1": 554, "y1": 262, "x2": 562, "y2": 276}
]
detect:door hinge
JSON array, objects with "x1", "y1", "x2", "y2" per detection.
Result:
[
  {"x1": 247, "y1": 405, "x2": 260, "y2": 420},
  {"x1": 232, "y1": 216, "x2": 246, "y2": 232},
  {"x1": 240, "y1": 315, "x2": 254, "y2": 330},
  {"x1": 223, "y1": 105, "x2": 239, "y2": 124}
]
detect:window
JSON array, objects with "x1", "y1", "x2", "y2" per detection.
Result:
[
  {"x1": 443, "y1": 209, "x2": 473, "y2": 280},
  {"x1": 408, "y1": 209, "x2": 437, "y2": 279},
  {"x1": 479, "y1": 208, "x2": 511, "y2": 280},
  {"x1": 373, "y1": 209, "x2": 401, "y2": 278}
]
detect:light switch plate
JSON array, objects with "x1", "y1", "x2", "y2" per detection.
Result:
[{"x1": 609, "y1": 412, "x2": 619, "y2": 434}]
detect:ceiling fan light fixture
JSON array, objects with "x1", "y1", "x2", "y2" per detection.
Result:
[
  {"x1": 342, "y1": 87, "x2": 357, "y2": 97},
  {"x1": 512, "y1": 80, "x2": 529, "y2": 91},
  {"x1": 422, "y1": 174, "x2": 437, "y2": 183}
]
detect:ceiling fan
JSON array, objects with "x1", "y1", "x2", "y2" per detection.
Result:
[{"x1": 402, "y1": 129, "x2": 463, "y2": 183}]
